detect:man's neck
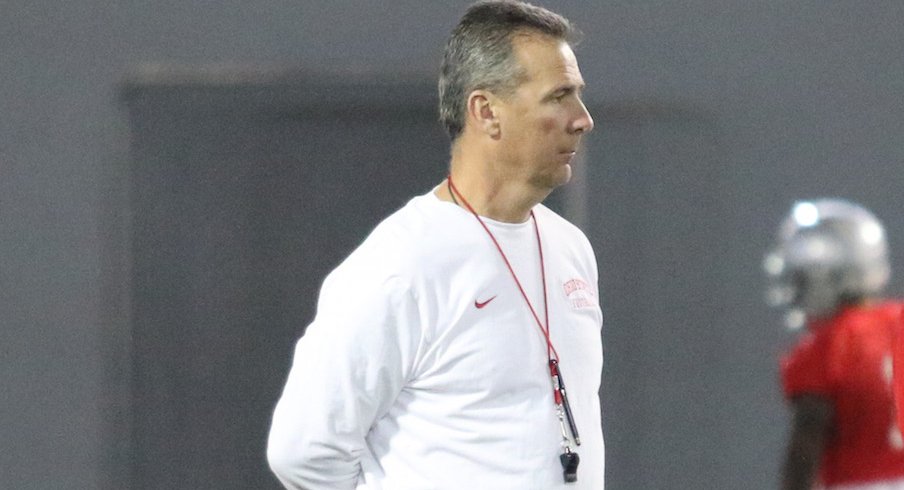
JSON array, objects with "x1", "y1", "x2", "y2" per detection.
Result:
[{"x1": 438, "y1": 146, "x2": 550, "y2": 224}]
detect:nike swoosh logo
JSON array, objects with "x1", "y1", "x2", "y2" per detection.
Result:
[{"x1": 475, "y1": 296, "x2": 497, "y2": 309}]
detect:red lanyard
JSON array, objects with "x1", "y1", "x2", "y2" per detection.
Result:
[{"x1": 446, "y1": 175, "x2": 558, "y2": 363}]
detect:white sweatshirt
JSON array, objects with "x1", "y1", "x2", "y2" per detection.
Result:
[{"x1": 268, "y1": 191, "x2": 605, "y2": 489}]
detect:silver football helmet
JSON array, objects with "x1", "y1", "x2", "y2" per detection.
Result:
[{"x1": 763, "y1": 198, "x2": 890, "y2": 329}]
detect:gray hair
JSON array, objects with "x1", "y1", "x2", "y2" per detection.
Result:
[{"x1": 438, "y1": 1, "x2": 579, "y2": 141}]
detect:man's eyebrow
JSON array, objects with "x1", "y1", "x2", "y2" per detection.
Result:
[{"x1": 547, "y1": 83, "x2": 585, "y2": 98}]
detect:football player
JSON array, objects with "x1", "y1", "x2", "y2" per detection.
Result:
[{"x1": 764, "y1": 199, "x2": 904, "y2": 490}]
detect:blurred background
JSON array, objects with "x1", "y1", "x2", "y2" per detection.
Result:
[{"x1": 3, "y1": 1, "x2": 903, "y2": 488}]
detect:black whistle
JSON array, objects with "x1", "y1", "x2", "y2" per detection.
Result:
[{"x1": 560, "y1": 450, "x2": 580, "y2": 483}]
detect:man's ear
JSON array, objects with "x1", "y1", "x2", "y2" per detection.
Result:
[{"x1": 466, "y1": 90, "x2": 501, "y2": 138}]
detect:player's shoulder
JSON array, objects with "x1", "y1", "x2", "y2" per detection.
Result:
[
  {"x1": 874, "y1": 300, "x2": 904, "y2": 317},
  {"x1": 861, "y1": 300, "x2": 904, "y2": 334},
  {"x1": 843, "y1": 301, "x2": 904, "y2": 330}
]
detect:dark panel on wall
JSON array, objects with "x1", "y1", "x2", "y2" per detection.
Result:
[
  {"x1": 121, "y1": 68, "x2": 767, "y2": 490},
  {"x1": 121, "y1": 66, "x2": 447, "y2": 489}
]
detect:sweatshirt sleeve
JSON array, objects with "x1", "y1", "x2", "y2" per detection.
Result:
[{"x1": 267, "y1": 264, "x2": 421, "y2": 489}]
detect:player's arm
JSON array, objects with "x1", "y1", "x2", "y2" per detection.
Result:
[{"x1": 781, "y1": 394, "x2": 834, "y2": 490}]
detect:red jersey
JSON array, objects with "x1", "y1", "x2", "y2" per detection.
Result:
[{"x1": 781, "y1": 302, "x2": 904, "y2": 487}]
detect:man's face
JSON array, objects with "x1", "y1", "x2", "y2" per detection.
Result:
[{"x1": 494, "y1": 33, "x2": 594, "y2": 191}]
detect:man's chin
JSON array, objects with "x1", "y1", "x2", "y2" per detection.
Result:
[
  {"x1": 531, "y1": 165, "x2": 573, "y2": 193},
  {"x1": 553, "y1": 164, "x2": 573, "y2": 187}
]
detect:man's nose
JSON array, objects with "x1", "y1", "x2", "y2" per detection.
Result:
[{"x1": 572, "y1": 101, "x2": 594, "y2": 134}]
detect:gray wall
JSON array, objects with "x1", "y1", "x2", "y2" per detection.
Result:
[{"x1": 3, "y1": 1, "x2": 903, "y2": 488}]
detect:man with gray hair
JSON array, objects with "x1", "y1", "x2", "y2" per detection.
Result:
[{"x1": 268, "y1": 1, "x2": 604, "y2": 488}]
